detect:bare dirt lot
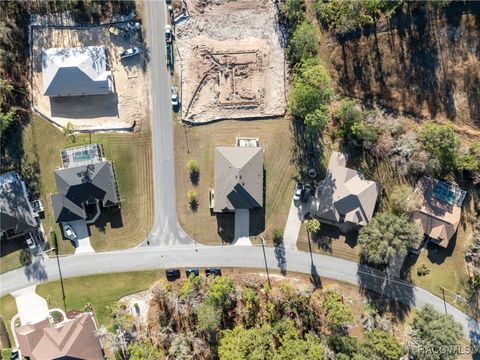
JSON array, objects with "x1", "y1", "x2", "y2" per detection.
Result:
[
  {"x1": 31, "y1": 24, "x2": 148, "y2": 131},
  {"x1": 176, "y1": 0, "x2": 286, "y2": 123}
]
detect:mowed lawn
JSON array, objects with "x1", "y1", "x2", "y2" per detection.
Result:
[
  {"x1": 174, "y1": 119, "x2": 297, "y2": 245},
  {"x1": 0, "y1": 271, "x2": 164, "y2": 345},
  {"x1": 1, "y1": 117, "x2": 153, "y2": 273}
]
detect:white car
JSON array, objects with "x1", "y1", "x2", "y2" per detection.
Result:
[
  {"x1": 63, "y1": 224, "x2": 77, "y2": 240},
  {"x1": 293, "y1": 182, "x2": 303, "y2": 201},
  {"x1": 171, "y1": 86, "x2": 179, "y2": 107},
  {"x1": 119, "y1": 47, "x2": 140, "y2": 59},
  {"x1": 25, "y1": 233, "x2": 37, "y2": 250},
  {"x1": 165, "y1": 25, "x2": 173, "y2": 43}
]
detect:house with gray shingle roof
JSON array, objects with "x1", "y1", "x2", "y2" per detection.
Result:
[
  {"x1": 312, "y1": 152, "x2": 380, "y2": 232},
  {"x1": 0, "y1": 172, "x2": 39, "y2": 240},
  {"x1": 42, "y1": 46, "x2": 114, "y2": 97},
  {"x1": 51, "y1": 144, "x2": 119, "y2": 224},
  {"x1": 213, "y1": 146, "x2": 264, "y2": 213}
]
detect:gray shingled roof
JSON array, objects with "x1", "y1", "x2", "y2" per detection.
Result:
[
  {"x1": 52, "y1": 161, "x2": 119, "y2": 223},
  {"x1": 214, "y1": 147, "x2": 263, "y2": 212},
  {"x1": 0, "y1": 172, "x2": 37, "y2": 234},
  {"x1": 42, "y1": 46, "x2": 112, "y2": 97},
  {"x1": 313, "y1": 152, "x2": 379, "y2": 227}
]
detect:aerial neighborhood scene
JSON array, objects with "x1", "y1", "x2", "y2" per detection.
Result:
[{"x1": 1, "y1": 0, "x2": 480, "y2": 359}]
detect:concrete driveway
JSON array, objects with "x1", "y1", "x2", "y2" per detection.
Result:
[
  {"x1": 67, "y1": 220, "x2": 94, "y2": 254},
  {"x1": 234, "y1": 209, "x2": 252, "y2": 246},
  {"x1": 283, "y1": 198, "x2": 312, "y2": 249},
  {"x1": 11, "y1": 285, "x2": 49, "y2": 325}
]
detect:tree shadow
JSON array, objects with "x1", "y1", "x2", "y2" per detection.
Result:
[
  {"x1": 357, "y1": 264, "x2": 414, "y2": 322},
  {"x1": 274, "y1": 241, "x2": 287, "y2": 275},
  {"x1": 24, "y1": 256, "x2": 48, "y2": 282}
]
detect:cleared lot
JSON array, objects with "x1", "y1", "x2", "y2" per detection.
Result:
[{"x1": 31, "y1": 25, "x2": 148, "y2": 131}]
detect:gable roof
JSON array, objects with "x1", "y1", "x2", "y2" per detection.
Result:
[
  {"x1": 0, "y1": 172, "x2": 37, "y2": 234},
  {"x1": 413, "y1": 177, "x2": 464, "y2": 247},
  {"x1": 15, "y1": 313, "x2": 104, "y2": 360},
  {"x1": 42, "y1": 46, "x2": 112, "y2": 97},
  {"x1": 214, "y1": 147, "x2": 263, "y2": 212},
  {"x1": 314, "y1": 152, "x2": 379, "y2": 226},
  {"x1": 52, "y1": 161, "x2": 119, "y2": 223}
]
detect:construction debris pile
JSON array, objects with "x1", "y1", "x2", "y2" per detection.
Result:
[{"x1": 177, "y1": 0, "x2": 286, "y2": 123}]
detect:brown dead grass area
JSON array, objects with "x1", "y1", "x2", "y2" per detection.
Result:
[
  {"x1": 174, "y1": 119, "x2": 297, "y2": 245},
  {"x1": 315, "y1": 7, "x2": 480, "y2": 132}
]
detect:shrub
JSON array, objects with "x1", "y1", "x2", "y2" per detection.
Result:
[
  {"x1": 187, "y1": 190, "x2": 198, "y2": 209},
  {"x1": 288, "y1": 20, "x2": 318, "y2": 64},
  {"x1": 187, "y1": 159, "x2": 199, "y2": 173},
  {"x1": 272, "y1": 228, "x2": 284, "y2": 245},
  {"x1": 305, "y1": 218, "x2": 321, "y2": 234}
]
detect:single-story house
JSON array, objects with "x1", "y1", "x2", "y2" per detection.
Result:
[
  {"x1": 51, "y1": 144, "x2": 119, "y2": 224},
  {"x1": 312, "y1": 152, "x2": 380, "y2": 232},
  {"x1": 212, "y1": 144, "x2": 264, "y2": 213},
  {"x1": 0, "y1": 172, "x2": 39, "y2": 241},
  {"x1": 42, "y1": 46, "x2": 114, "y2": 97},
  {"x1": 412, "y1": 177, "x2": 466, "y2": 250},
  {"x1": 15, "y1": 312, "x2": 104, "y2": 360}
]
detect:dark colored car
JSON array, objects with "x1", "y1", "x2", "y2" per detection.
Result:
[
  {"x1": 205, "y1": 268, "x2": 222, "y2": 277},
  {"x1": 186, "y1": 268, "x2": 200, "y2": 277},
  {"x1": 166, "y1": 268, "x2": 181, "y2": 281}
]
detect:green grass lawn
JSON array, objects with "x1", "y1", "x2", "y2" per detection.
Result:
[
  {"x1": 1, "y1": 117, "x2": 153, "y2": 273},
  {"x1": 0, "y1": 270, "x2": 164, "y2": 346}
]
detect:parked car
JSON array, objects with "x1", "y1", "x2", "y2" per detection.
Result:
[
  {"x1": 25, "y1": 232, "x2": 37, "y2": 250},
  {"x1": 205, "y1": 268, "x2": 222, "y2": 277},
  {"x1": 119, "y1": 47, "x2": 140, "y2": 59},
  {"x1": 185, "y1": 268, "x2": 199, "y2": 277},
  {"x1": 171, "y1": 86, "x2": 179, "y2": 107},
  {"x1": 63, "y1": 224, "x2": 77, "y2": 240},
  {"x1": 165, "y1": 25, "x2": 173, "y2": 43},
  {"x1": 293, "y1": 182, "x2": 303, "y2": 201},
  {"x1": 166, "y1": 268, "x2": 181, "y2": 281}
]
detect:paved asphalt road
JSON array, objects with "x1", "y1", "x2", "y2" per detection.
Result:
[
  {"x1": 1, "y1": 245, "x2": 479, "y2": 341},
  {"x1": 1, "y1": 0, "x2": 479, "y2": 348},
  {"x1": 140, "y1": 0, "x2": 191, "y2": 246}
]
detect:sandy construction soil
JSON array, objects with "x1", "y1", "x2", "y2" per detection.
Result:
[
  {"x1": 31, "y1": 25, "x2": 148, "y2": 131},
  {"x1": 176, "y1": 0, "x2": 286, "y2": 123}
]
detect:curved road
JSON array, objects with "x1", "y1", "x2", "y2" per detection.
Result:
[{"x1": 1, "y1": 0, "x2": 478, "y2": 348}]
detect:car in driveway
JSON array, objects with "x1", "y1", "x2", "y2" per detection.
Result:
[
  {"x1": 62, "y1": 224, "x2": 77, "y2": 240},
  {"x1": 119, "y1": 47, "x2": 140, "y2": 59},
  {"x1": 301, "y1": 183, "x2": 312, "y2": 202},
  {"x1": 25, "y1": 232, "x2": 37, "y2": 250},
  {"x1": 186, "y1": 268, "x2": 199, "y2": 277},
  {"x1": 205, "y1": 268, "x2": 222, "y2": 277},
  {"x1": 293, "y1": 182, "x2": 303, "y2": 201}
]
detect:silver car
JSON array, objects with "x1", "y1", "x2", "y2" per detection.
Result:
[{"x1": 63, "y1": 224, "x2": 77, "y2": 240}]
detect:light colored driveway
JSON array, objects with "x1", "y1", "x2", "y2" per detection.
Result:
[
  {"x1": 283, "y1": 199, "x2": 312, "y2": 249},
  {"x1": 234, "y1": 209, "x2": 251, "y2": 246},
  {"x1": 11, "y1": 285, "x2": 49, "y2": 325},
  {"x1": 68, "y1": 220, "x2": 94, "y2": 254}
]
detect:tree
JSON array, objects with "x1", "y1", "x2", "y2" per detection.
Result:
[
  {"x1": 187, "y1": 189, "x2": 198, "y2": 209},
  {"x1": 280, "y1": 0, "x2": 305, "y2": 30},
  {"x1": 409, "y1": 304, "x2": 463, "y2": 360},
  {"x1": 0, "y1": 108, "x2": 15, "y2": 134},
  {"x1": 63, "y1": 121, "x2": 76, "y2": 143},
  {"x1": 361, "y1": 329, "x2": 403, "y2": 360},
  {"x1": 242, "y1": 287, "x2": 259, "y2": 327},
  {"x1": 323, "y1": 291, "x2": 353, "y2": 331},
  {"x1": 304, "y1": 105, "x2": 329, "y2": 134},
  {"x1": 196, "y1": 301, "x2": 222, "y2": 334},
  {"x1": 337, "y1": 98, "x2": 364, "y2": 136},
  {"x1": 390, "y1": 184, "x2": 414, "y2": 215},
  {"x1": 272, "y1": 228, "x2": 284, "y2": 245},
  {"x1": 418, "y1": 122, "x2": 460, "y2": 172},
  {"x1": 187, "y1": 159, "x2": 199, "y2": 173},
  {"x1": 218, "y1": 325, "x2": 274, "y2": 360},
  {"x1": 358, "y1": 212, "x2": 421, "y2": 265},
  {"x1": 128, "y1": 340, "x2": 164, "y2": 360},
  {"x1": 206, "y1": 277, "x2": 237, "y2": 312},
  {"x1": 305, "y1": 218, "x2": 321, "y2": 234},
  {"x1": 351, "y1": 120, "x2": 379, "y2": 143},
  {"x1": 288, "y1": 20, "x2": 318, "y2": 64},
  {"x1": 288, "y1": 58, "x2": 334, "y2": 119},
  {"x1": 455, "y1": 153, "x2": 479, "y2": 172}
]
